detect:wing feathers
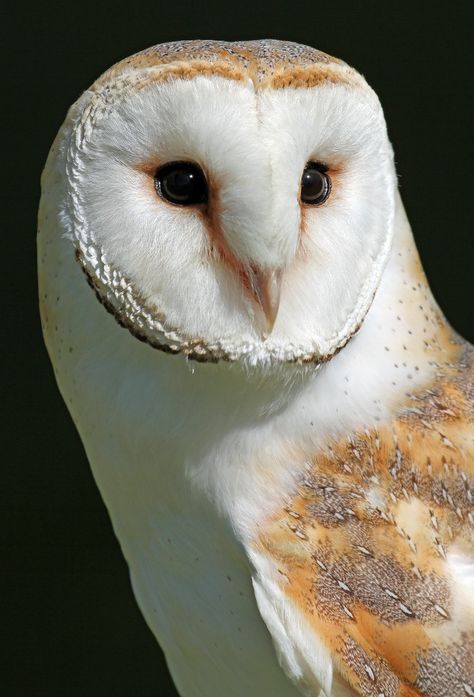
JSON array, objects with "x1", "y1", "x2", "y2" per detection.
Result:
[{"x1": 251, "y1": 344, "x2": 474, "y2": 696}]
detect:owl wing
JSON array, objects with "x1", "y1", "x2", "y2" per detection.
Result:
[{"x1": 249, "y1": 345, "x2": 474, "y2": 697}]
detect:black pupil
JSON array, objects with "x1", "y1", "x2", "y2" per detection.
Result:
[
  {"x1": 156, "y1": 161, "x2": 329, "y2": 206},
  {"x1": 155, "y1": 162, "x2": 207, "y2": 205},
  {"x1": 301, "y1": 164, "x2": 329, "y2": 204}
]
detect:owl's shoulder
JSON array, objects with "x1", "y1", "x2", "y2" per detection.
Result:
[{"x1": 251, "y1": 342, "x2": 474, "y2": 696}]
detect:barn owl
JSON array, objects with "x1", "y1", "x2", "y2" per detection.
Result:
[{"x1": 38, "y1": 39, "x2": 473, "y2": 697}]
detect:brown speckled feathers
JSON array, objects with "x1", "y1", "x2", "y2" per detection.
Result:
[
  {"x1": 255, "y1": 345, "x2": 474, "y2": 697},
  {"x1": 92, "y1": 39, "x2": 365, "y2": 93}
]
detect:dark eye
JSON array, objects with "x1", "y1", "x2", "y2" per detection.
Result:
[
  {"x1": 301, "y1": 162, "x2": 331, "y2": 205},
  {"x1": 154, "y1": 162, "x2": 208, "y2": 206}
]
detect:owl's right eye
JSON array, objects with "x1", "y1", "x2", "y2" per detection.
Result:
[{"x1": 154, "y1": 162, "x2": 208, "y2": 206}]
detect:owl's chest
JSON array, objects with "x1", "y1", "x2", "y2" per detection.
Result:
[{"x1": 114, "y1": 488, "x2": 304, "y2": 697}]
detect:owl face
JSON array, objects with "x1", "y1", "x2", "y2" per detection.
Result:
[{"x1": 62, "y1": 40, "x2": 396, "y2": 365}]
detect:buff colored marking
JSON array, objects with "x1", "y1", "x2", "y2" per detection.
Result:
[{"x1": 254, "y1": 346, "x2": 474, "y2": 697}]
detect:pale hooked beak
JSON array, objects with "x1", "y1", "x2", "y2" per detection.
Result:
[{"x1": 248, "y1": 267, "x2": 283, "y2": 339}]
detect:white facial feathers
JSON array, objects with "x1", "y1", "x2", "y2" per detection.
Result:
[{"x1": 60, "y1": 60, "x2": 396, "y2": 364}]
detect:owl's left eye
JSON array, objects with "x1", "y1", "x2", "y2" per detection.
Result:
[
  {"x1": 301, "y1": 162, "x2": 331, "y2": 205},
  {"x1": 154, "y1": 162, "x2": 208, "y2": 206}
]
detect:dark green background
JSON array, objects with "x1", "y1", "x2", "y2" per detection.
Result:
[{"x1": 3, "y1": 1, "x2": 472, "y2": 695}]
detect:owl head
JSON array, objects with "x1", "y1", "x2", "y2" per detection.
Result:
[{"x1": 59, "y1": 39, "x2": 396, "y2": 366}]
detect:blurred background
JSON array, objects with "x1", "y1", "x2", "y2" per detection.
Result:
[{"x1": 3, "y1": 1, "x2": 472, "y2": 695}]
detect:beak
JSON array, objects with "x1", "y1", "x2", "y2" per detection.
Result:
[{"x1": 248, "y1": 267, "x2": 283, "y2": 338}]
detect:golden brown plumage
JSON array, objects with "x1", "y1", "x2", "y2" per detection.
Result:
[{"x1": 255, "y1": 338, "x2": 474, "y2": 696}]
